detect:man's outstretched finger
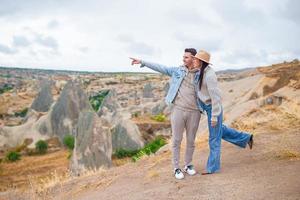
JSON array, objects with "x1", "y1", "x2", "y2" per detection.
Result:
[
  {"x1": 129, "y1": 57, "x2": 133, "y2": 65},
  {"x1": 129, "y1": 57, "x2": 141, "y2": 65}
]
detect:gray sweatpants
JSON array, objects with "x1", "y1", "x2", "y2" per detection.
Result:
[{"x1": 171, "y1": 106, "x2": 201, "y2": 169}]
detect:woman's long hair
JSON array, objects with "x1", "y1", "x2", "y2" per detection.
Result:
[{"x1": 199, "y1": 61, "x2": 209, "y2": 91}]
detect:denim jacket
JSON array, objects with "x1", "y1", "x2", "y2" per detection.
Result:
[{"x1": 140, "y1": 60, "x2": 204, "y2": 112}]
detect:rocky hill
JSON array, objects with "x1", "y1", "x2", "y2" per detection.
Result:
[{"x1": 0, "y1": 59, "x2": 299, "y2": 200}]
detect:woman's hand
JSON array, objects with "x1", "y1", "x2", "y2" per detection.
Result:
[{"x1": 129, "y1": 57, "x2": 141, "y2": 65}]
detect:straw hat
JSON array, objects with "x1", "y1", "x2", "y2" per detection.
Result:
[{"x1": 192, "y1": 50, "x2": 212, "y2": 65}]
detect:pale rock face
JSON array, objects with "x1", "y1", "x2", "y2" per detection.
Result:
[
  {"x1": 0, "y1": 80, "x2": 93, "y2": 147},
  {"x1": 163, "y1": 82, "x2": 170, "y2": 95},
  {"x1": 97, "y1": 89, "x2": 120, "y2": 120},
  {"x1": 71, "y1": 111, "x2": 112, "y2": 175},
  {"x1": 111, "y1": 117, "x2": 144, "y2": 152},
  {"x1": 30, "y1": 79, "x2": 53, "y2": 112},
  {"x1": 151, "y1": 101, "x2": 168, "y2": 115},
  {"x1": 49, "y1": 80, "x2": 93, "y2": 140},
  {"x1": 98, "y1": 89, "x2": 145, "y2": 152},
  {"x1": 0, "y1": 112, "x2": 50, "y2": 148},
  {"x1": 143, "y1": 83, "x2": 154, "y2": 98}
]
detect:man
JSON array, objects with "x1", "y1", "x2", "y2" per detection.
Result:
[{"x1": 130, "y1": 48, "x2": 202, "y2": 180}]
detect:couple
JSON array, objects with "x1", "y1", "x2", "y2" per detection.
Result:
[{"x1": 130, "y1": 48, "x2": 253, "y2": 180}]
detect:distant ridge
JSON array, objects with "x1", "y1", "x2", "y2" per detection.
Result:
[
  {"x1": 0, "y1": 66, "x2": 157, "y2": 75},
  {"x1": 216, "y1": 67, "x2": 256, "y2": 74}
]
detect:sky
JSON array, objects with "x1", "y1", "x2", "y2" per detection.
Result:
[{"x1": 0, "y1": 0, "x2": 299, "y2": 72}]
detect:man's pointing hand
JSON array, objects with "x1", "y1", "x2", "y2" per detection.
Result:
[{"x1": 129, "y1": 57, "x2": 141, "y2": 65}]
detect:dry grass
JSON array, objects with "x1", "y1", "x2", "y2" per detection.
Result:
[
  {"x1": 131, "y1": 114, "x2": 170, "y2": 125},
  {"x1": 274, "y1": 149, "x2": 300, "y2": 160},
  {"x1": 145, "y1": 169, "x2": 160, "y2": 179},
  {"x1": 258, "y1": 60, "x2": 300, "y2": 95},
  {"x1": 0, "y1": 150, "x2": 69, "y2": 192},
  {"x1": 2, "y1": 165, "x2": 113, "y2": 200},
  {"x1": 112, "y1": 157, "x2": 133, "y2": 166},
  {"x1": 25, "y1": 169, "x2": 71, "y2": 200},
  {"x1": 231, "y1": 101, "x2": 300, "y2": 133}
]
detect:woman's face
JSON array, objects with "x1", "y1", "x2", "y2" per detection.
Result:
[{"x1": 193, "y1": 58, "x2": 202, "y2": 68}]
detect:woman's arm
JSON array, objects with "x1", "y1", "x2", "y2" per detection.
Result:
[{"x1": 206, "y1": 70, "x2": 222, "y2": 124}]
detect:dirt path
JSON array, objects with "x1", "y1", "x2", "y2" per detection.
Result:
[{"x1": 70, "y1": 128, "x2": 300, "y2": 200}]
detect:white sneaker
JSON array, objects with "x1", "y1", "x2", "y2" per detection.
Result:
[
  {"x1": 174, "y1": 168, "x2": 184, "y2": 180},
  {"x1": 184, "y1": 165, "x2": 196, "y2": 176}
]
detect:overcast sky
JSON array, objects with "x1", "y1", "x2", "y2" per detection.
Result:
[{"x1": 0, "y1": 0, "x2": 299, "y2": 72}]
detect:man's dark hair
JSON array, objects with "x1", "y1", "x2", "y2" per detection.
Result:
[{"x1": 184, "y1": 48, "x2": 197, "y2": 56}]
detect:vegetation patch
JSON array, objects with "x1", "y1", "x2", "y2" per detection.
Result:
[
  {"x1": 14, "y1": 108, "x2": 28, "y2": 118},
  {"x1": 63, "y1": 134, "x2": 75, "y2": 150},
  {"x1": 151, "y1": 114, "x2": 166, "y2": 122},
  {"x1": 114, "y1": 136, "x2": 167, "y2": 162},
  {"x1": 6, "y1": 151, "x2": 21, "y2": 162},
  {"x1": 0, "y1": 83, "x2": 13, "y2": 94},
  {"x1": 35, "y1": 140, "x2": 48, "y2": 154},
  {"x1": 89, "y1": 90, "x2": 110, "y2": 112}
]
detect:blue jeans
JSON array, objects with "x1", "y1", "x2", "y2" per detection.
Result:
[{"x1": 199, "y1": 101, "x2": 251, "y2": 173}]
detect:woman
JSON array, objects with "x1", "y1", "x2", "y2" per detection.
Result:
[{"x1": 192, "y1": 50, "x2": 254, "y2": 175}]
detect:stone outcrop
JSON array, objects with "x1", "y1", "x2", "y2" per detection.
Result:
[
  {"x1": 71, "y1": 111, "x2": 112, "y2": 174},
  {"x1": 143, "y1": 83, "x2": 154, "y2": 98},
  {"x1": 98, "y1": 89, "x2": 145, "y2": 152},
  {"x1": 30, "y1": 79, "x2": 53, "y2": 112},
  {"x1": 49, "y1": 81, "x2": 92, "y2": 140}
]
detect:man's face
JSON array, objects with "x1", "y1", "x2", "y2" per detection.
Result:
[{"x1": 183, "y1": 52, "x2": 194, "y2": 67}]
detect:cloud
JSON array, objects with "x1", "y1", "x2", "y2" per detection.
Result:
[
  {"x1": 282, "y1": 0, "x2": 300, "y2": 24},
  {"x1": 212, "y1": 0, "x2": 266, "y2": 27},
  {"x1": 168, "y1": 8, "x2": 208, "y2": 26},
  {"x1": 13, "y1": 35, "x2": 31, "y2": 47},
  {"x1": 128, "y1": 42, "x2": 155, "y2": 56},
  {"x1": 0, "y1": 43, "x2": 17, "y2": 54},
  {"x1": 0, "y1": 0, "x2": 298, "y2": 71},
  {"x1": 78, "y1": 46, "x2": 89, "y2": 53},
  {"x1": 174, "y1": 32, "x2": 221, "y2": 52},
  {"x1": 218, "y1": 49, "x2": 268, "y2": 66},
  {"x1": 47, "y1": 19, "x2": 59, "y2": 29},
  {"x1": 0, "y1": 0, "x2": 116, "y2": 20},
  {"x1": 34, "y1": 34, "x2": 58, "y2": 50},
  {"x1": 0, "y1": 0, "x2": 60, "y2": 18},
  {"x1": 118, "y1": 34, "x2": 156, "y2": 56}
]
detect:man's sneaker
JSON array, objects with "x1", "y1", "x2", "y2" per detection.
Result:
[
  {"x1": 174, "y1": 168, "x2": 184, "y2": 180},
  {"x1": 183, "y1": 165, "x2": 196, "y2": 176}
]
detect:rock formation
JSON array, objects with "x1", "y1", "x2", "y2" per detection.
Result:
[{"x1": 71, "y1": 111, "x2": 112, "y2": 174}]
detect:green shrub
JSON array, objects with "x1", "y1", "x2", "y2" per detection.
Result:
[
  {"x1": 114, "y1": 148, "x2": 139, "y2": 159},
  {"x1": 89, "y1": 90, "x2": 110, "y2": 112},
  {"x1": 151, "y1": 114, "x2": 166, "y2": 122},
  {"x1": 14, "y1": 108, "x2": 28, "y2": 118},
  {"x1": 63, "y1": 135, "x2": 75, "y2": 150},
  {"x1": 6, "y1": 151, "x2": 21, "y2": 162},
  {"x1": 131, "y1": 112, "x2": 140, "y2": 118},
  {"x1": 114, "y1": 136, "x2": 167, "y2": 162},
  {"x1": 132, "y1": 136, "x2": 167, "y2": 161},
  {"x1": 0, "y1": 74, "x2": 12, "y2": 78},
  {"x1": 0, "y1": 84, "x2": 13, "y2": 94},
  {"x1": 35, "y1": 140, "x2": 48, "y2": 154}
]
